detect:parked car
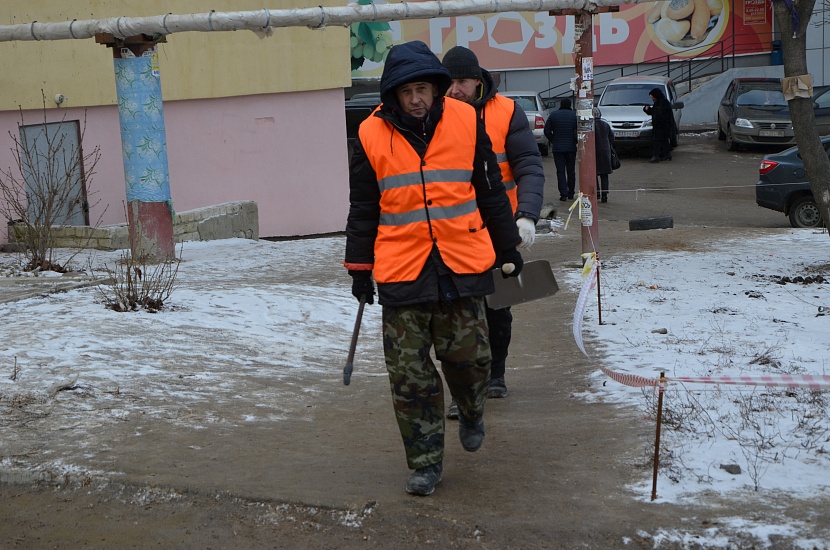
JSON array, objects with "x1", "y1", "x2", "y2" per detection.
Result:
[
  {"x1": 718, "y1": 79, "x2": 830, "y2": 151},
  {"x1": 756, "y1": 135, "x2": 828, "y2": 228},
  {"x1": 596, "y1": 75, "x2": 683, "y2": 149},
  {"x1": 344, "y1": 93, "x2": 380, "y2": 161},
  {"x1": 500, "y1": 91, "x2": 552, "y2": 156},
  {"x1": 718, "y1": 78, "x2": 791, "y2": 151},
  {"x1": 814, "y1": 86, "x2": 830, "y2": 135}
]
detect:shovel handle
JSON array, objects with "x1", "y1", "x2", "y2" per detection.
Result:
[{"x1": 343, "y1": 295, "x2": 367, "y2": 386}]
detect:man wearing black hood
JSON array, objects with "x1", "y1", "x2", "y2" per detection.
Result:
[
  {"x1": 441, "y1": 45, "x2": 544, "y2": 410},
  {"x1": 344, "y1": 41, "x2": 524, "y2": 497}
]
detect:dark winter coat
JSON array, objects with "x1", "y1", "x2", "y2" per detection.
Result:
[
  {"x1": 345, "y1": 41, "x2": 520, "y2": 307},
  {"x1": 543, "y1": 104, "x2": 577, "y2": 153},
  {"x1": 643, "y1": 88, "x2": 673, "y2": 142},
  {"x1": 470, "y1": 70, "x2": 545, "y2": 221},
  {"x1": 594, "y1": 117, "x2": 615, "y2": 176}
]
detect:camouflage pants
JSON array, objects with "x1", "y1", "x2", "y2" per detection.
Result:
[{"x1": 382, "y1": 297, "x2": 491, "y2": 470}]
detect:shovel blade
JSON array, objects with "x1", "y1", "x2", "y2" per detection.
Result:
[{"x1": 486, "y1": 259, "x2": 559, "y2": 310}]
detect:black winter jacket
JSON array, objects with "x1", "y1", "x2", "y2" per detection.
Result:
[
  {"x1": 643, "y1": 89, "x2": 673, "y2": 142},
  {"x1": 345, "y1": 43, "x2": 520, "y2": 307},
  {"x1": 594, "y1": 117, "x2": 615, "y2": 175},
  {"x1": 543, "y1": 106, "x2": 577, "y2": 153}
]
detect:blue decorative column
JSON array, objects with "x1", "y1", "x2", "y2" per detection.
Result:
[{"x1": 99, "y1": 35, "x2": 174, "y2": 260}]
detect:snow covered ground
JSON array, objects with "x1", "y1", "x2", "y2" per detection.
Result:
[
  {"x1": 573, "y1": 228, "x2": 830, "y2": 548},
  {"x1": 1, "y1": 228, "x2": 829, "y2": 547}
]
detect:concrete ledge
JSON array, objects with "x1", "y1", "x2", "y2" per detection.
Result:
[{"x1": 9, "y1": 201, "x2": 259, "y2": 251}]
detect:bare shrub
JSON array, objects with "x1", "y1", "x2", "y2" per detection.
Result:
[
  {"x1": 0, "y1": 93, "x2": 103, "y2": 272},
  {"x1": 95, "y1": 245, "x2": 181, "y2": 313}
]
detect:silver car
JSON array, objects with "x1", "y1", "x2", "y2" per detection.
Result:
[
  {"x1": 596, "y1": 75, "x2": 683, "y2": 149},
  {"x1": 500, "y1": 91, "x2": 552, "y2": 156}
]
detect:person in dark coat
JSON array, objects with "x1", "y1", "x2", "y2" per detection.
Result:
[
  {"x1": 441, "y1": 45, "x2": 545, "y2": 406},
  {"x1": 593, "y1": 107, "x2": 614, "y2": 203},
  {"x1": 543, "y1": 98, "x2": 577, "y2": 201},
  {"x1": 643, "y1": 87, "x2": 673, "y2": 162},
  {"x1": 344, "y1": 40, "x2": 523, "y2": 497}
]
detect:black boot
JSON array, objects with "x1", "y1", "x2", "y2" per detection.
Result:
[
  {"x1": 601, "y1": 194, "x2": 608, "y2": 203},
  {"x1": 406, "y1": 462, "x2": 442, "y2": 496},
  {"x1": 459, "y1": 411, "x2": 485, "y2": 452}
]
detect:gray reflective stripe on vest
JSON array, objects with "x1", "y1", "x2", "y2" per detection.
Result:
[
  {"x1": 379, "y1": 198, "x2": 478, "y2": 227},
  {"x1": 495, "y1": 152, "x2": 508, "y2": 163},
  {"x1": 503, "y1": 179, "x2": 516, "y2": 191},
  {"x1": 377, "y1": 169, "x2": 473, "y2": 192}
]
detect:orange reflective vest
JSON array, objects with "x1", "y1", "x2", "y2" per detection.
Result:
[
  {"x1": 482, "y1": 94, "x2": 517, "y2": 213},
  {"x1": 359, "y1": 99, "x2": 496, "y2": 283}
]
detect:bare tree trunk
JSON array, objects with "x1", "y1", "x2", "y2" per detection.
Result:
[{"x1": 773, "y1": 0, "x2": 830, "y2": 232}]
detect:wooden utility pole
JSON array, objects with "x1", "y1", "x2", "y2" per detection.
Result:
[
  {"x1": 552, "y1": 7, "x2": 617, "y2": 256},
  {"x1": 574, "y1": 10, "x2": 598, "y2": 255}
]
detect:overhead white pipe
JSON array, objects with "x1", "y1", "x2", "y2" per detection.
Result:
[{"x1": 0, "y1": 0, "x2": 643, "y2": 42}]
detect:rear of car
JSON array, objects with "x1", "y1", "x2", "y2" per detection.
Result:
[
  {"x1": 345, "y1": 93, "x2": 381, "y2": 161},
  {"x1": 756, "y1": 136, "x2": 828, "y2": 228},
  {"x1": 717, "y1": 78, "x2": 795, "y2": 151},
  {"x1": 500, "y1": 91, "x2": 551, "y2": 156},
  {"x1": 596, "y1": 76, "x2": 683, "y2": 149}
]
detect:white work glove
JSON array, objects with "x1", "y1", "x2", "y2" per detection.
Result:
[{"x1": 516, "y1": 217, "x2": 537, "y2": 248}]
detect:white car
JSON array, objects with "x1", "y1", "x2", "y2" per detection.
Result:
[
  {"x1": 500, "y1": 91, "x2": 552, "y2": 156},
  {"x1": 596, "y1": 76, "x2": 683, "y2": 149}
]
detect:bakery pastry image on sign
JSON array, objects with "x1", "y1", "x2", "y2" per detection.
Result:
[{"x1": 646, "y1": 0, "x2": 726, "y2": 52}]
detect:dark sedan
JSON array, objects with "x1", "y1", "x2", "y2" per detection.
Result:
[
  {"x1": 719, "y1": 79, "x2": 830, "y2": 151},
  {"x1": 756, "y1": 136, "x2": 828, "y2": 228}
]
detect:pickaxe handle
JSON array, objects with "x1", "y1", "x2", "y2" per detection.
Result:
[{"x1": 343, "y1": 295, "x2": 366, "y2": 386}]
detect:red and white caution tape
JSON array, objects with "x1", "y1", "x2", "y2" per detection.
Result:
[
  {"x1": 599, "y1": 366, "x2": 661, "y2": 388},
  {"x1": 573, "y1": 257, "x2": 830, "y2": 390},
  {"x1": 669, "y1": 373, "x2": 830, "y2": 389}
]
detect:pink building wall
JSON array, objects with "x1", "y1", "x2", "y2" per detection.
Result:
[{"x1": 0, "y1": 88, "x2": 350, "y2": 243}]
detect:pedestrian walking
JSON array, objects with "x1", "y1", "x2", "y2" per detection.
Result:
[
  {"x1": 344, "y1": 41, "x2": 524, "y2": 497},
  {"x1": 593, "y1": 107, "x2": 614, "y2": 203},
  {"x1": 643, "y1": 87, "x2": 673, "y2": 162},
  {"x1": 543, "y1": 97, "x2": 578, "y2": 201},
  {"x1": 441, "y1": 45, "x2": 544, "y2": 411}
]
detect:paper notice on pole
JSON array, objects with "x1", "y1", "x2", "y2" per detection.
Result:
[
  {"x1": 580, "y1": 195, "x2": 593, "y2": 226},
  {"x1": 582, "y1": 57, "x2": 594, "y2": 80}
]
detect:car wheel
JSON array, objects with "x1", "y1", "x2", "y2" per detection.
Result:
[
  {"x1": 725, "y1": 126, "x2": 740, "y2": 151},
  {"x1": 539, "y1": 143, "x2": 549, "y2": 157},
  {"x1": 788, "y1": 196, "x2": 823, "y2": 228},
  {"x1": 717, "y1": 117, "x2": 726, "y2": 140}
]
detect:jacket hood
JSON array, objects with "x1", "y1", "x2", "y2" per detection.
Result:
[{"x1": 379, "y1": 41, "x2": 452, "y2": 105}]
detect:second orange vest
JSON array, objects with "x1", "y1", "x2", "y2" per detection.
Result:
[{"x1": 482, "y1": 94, "x2": 518, "y2": 213}]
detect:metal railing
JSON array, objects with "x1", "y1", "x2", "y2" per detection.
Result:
[{"x1": 540, "y1": 32, "x2": 782, "y2": 104}]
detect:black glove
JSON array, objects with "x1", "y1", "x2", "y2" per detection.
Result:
[
  {"x1": 349, "y1": 271, "x2": 375, "y2": 304},
  {"x1": 500, "y1": 248, "x2": 523, "y2": 279}
]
